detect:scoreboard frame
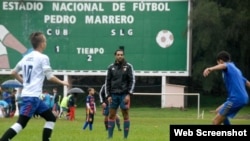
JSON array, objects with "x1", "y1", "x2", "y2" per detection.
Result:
[{"x1": 0, "y1": 0, "x2": 191, "y2": 76}]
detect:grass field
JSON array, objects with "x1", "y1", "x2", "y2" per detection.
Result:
[{"x1": 0, "y1": 106, "x2": 250, "y2": 141}]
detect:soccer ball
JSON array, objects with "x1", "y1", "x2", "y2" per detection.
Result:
[{"x1": 156, "y1": 30, "x2": 174, "y2": 48}]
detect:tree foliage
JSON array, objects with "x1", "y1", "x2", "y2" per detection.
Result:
[{"x1": 188, "y1": 0, "x2": 250, "y2": 95}]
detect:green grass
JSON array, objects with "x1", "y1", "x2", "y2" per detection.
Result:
[{"x1": 0, "y1": 106, "x2": 250, "y2": 141}]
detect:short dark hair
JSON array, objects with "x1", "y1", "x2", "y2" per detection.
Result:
[
  {"x1": 29, "y1": 32, "x2": 45, "y2": 49},
  {"x1": 216, "y1": 51, "x2": 231, "y2": 62},
  {"x1": 114, "y1": 49, "x2": 124, "y2": 55}
]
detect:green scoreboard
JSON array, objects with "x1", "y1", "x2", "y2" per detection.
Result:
[{"x1": 0, "y1": 0, "x2": 191, "y2": 76}]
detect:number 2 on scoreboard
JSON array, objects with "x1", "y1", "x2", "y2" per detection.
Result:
[{"x1": 87, "y1": 55, "x2": 92, "y2": 62}]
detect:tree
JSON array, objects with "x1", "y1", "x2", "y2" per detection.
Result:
[{"x1": 187, "y1": 0, "x2": 250, "y2": 95}]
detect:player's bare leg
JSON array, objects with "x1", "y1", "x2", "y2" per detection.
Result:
[{"x1": 212, "y1": 113, "x2": 226, "y2": 125}]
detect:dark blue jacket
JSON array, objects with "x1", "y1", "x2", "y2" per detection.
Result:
[{"x1": 105, "y1": 60, "x2": 135, "y2": 97}]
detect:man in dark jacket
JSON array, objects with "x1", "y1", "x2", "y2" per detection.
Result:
[{"x1": 105, "y1": 49, "x2": 135, "y2": 139}]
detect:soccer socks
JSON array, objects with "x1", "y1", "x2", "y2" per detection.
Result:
[
  {"x1": 0, "y1": 128, "x2": 17, "y2": 141},
  {"x1": 0, "y1": 123, "x2": 22, "y2": 141},
  {"x1": 83, "y1": 122, "x2": 89, "y2": 130},
  {"x1": 223, "y1": 118, "x2": 231, "y2": 125},
  {"x1": 108, "y1": 120, "x2": 115, "y2": 138},
  {"x1": 43, "y1": 121, "x2": 55, "y2": 141},
  {"x1": 42, "y1": 128, "x2": 52, "y2": 141},
  {"x1": 89, "y1": 123, "x2": 93, "y2": 131},
  {"x1": 116, "y1": 118, "x2": 121, "y2": 131},
  {"x1": 104, "y1": 120, "x2": 108, "y2": 130},
  {"x1": 123, "y1": 120, "x2": 130, "y2": 139},
  {"x1": 83, "y1": 122, "x2": 93, "y2": 131}
]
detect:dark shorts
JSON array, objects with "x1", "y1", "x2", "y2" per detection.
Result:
[
  {"x1": 109, "y1": 93, "x2": 130, "y2": 110},
  {"x1": 86, "y1": 113, "x2": 94, "y2": 123},
  {"x1": 103, "y1": 105, "x2": 109, "y2": 116},
  {"x1": 20, "y1": 97, "x2": 49, "y2": 117}
]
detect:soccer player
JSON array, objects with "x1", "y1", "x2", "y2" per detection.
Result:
[
  {"x1": 42, "y1": 90, "x2": 52, "y2": 110},
  {"x1": 52, "y1": 88, "x2": 61, "y2": 118},
  {"x1": 67, "y1": 93, "x2": 77, "y2": 121},
  {"x1": 99, "y1": 84, "x2": 122, "y2": 131},
  {"x1": 2, "y1": 88, "x2": 11, "y2": 117},
  {"x1": 59, "y1": 95, "x2": 69, "y2": 119},
  {"x1": 9, "y1": 89, "x2": 17, "y2": 118},
  {"x1": 203, "y1": 50, "x2": 250, "y2": 125},
  {"x1": 0, "y1": 32, "x2": 69, "y2": 141},
  {"x1": 0, "y1": 100, "x2": 9, "y2": 118},
  {"x1": 83, "y1": 88, "x2": 96, "y2": 130},
  {"x1": 105, "y1": 49, "x2": 135, "y2": 139}
]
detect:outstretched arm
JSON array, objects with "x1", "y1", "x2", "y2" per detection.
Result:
[
  {"x1": 48, "y1": 76, "x2": 69, "y2": 87},
  {"x1": 203, "y1": 63, "x2": 227, "y2": 77},
  {"x1": 245, "y1": 80, "x2": 250, "y2": 89}
]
